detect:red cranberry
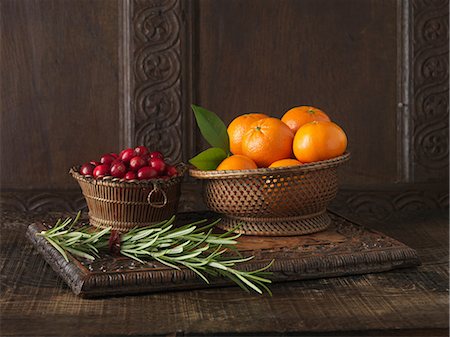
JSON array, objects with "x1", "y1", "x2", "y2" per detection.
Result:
[
  {"x1": 80, "y1": 163, "x2": 95, "y2": 176},
  {"x1": 137, "y1": 166, "x2": 158, "y2": 180},
  {"x1": 93, "y1": 164, "x2": 110, "y2": 178},
  {"x1": 100, "y1": 154, "x2": 116, "y2": 165},
  {"x1": 149, "y1": 151, "x2": 164, "y2": 159},
  {"x1": 135, "y1": 146, "x2": 149, "y2": 157},
  {"x1": 110, "y1": 153, "x2": 119, "y2": 159},
  {"x1": 90, "y1": 160, "x2": 101, "y2": 166},
  {"x1": 129, "y1": 156, "x2": 146, "y2": 171},
  {"x1": 120, "y1": 148, "x2": 136, "y2": 163},
  {"x1": 124, "y1": 171, "x2": 137, "y2": 180},
  {"x1": 110, "y1": 161, "x2": 127, "y2": 178},
  {"x1": 166, "y1": 165, "x2": 178, "y2": 177},
  {"x1": 149, "y1": 157, "x2": 166, "y2": 173}
]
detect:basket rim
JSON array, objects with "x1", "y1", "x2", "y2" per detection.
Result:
[
  {"x1": 189, "y1": 152, "x2": 350, "y2": 179},
  {"x1": 70, "y1": 163, "x2": 187, "y2": 187}
]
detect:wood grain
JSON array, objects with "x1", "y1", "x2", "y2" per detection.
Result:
[
  {"x1": 0, "y1": 209, "x2": 447, "y2": 336},
  {"x1": 194, "y1": 0, "x2": 399, "y2": 185},
  {"x1": 0, "y1": 0, "x2": 120, "y2": 189}
]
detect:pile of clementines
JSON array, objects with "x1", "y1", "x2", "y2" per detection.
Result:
[{"x1": 217, "y1": 106, "x2": 347, "y2": 170}]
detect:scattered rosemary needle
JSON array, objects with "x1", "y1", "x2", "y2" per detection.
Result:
[{"x1": 38, "y1": 212, "x2": 274, "y2": 295}]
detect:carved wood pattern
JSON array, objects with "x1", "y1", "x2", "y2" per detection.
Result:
[
  {"x1": 2, "y1": 186, "x2": 447, "y2": 222},
  {"x1": 0, "y1": 191, "x2": 87, "y2": 213},
  {"x1": 25, "y1": 211, "x2": 419, "y2": 297},
  {"x1": 331, "y1": 187, "x2": 449, "y2": 221},
  {"x1": 132, "y1": 0, "x2": 183, "y2": 163},
  {"x1": 411, "y1": 0, "x2": 449, "y2": 179}
]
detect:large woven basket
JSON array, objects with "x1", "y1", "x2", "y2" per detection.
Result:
[
  {"x1": 70, "y1": 165, "x2": 186, "y2": 231},
  {"x1": 190, "y1": 153, "x2": 350, "y2": 236}
]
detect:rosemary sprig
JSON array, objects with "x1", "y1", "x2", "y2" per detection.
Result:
[
  {"x1": 37, "y1": 212, "x2": 273, "y2": 295},
  {"x1": 37, "y1": 211, "x2": 110, "y2": 261}
]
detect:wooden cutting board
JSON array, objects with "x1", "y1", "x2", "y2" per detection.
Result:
[{"x1": 26, "y1": 211, "x2": 420, "y2": 298}]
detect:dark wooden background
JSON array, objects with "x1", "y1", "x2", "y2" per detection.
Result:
[{"x1": 1, "y1": 0, "x2": 448, "y2": 220}]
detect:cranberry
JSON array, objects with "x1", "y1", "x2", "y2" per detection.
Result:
[
  {"x1": 90, "y1": 160, "x2": 101, "y2": 166},
  {"x1": 80, "y1": 163, "x2": 95, "y2": 176},
  {"x1": 110, "y1": 161, "x2": 127, "y2": 178},
  {"x1": 149, "y1": 157, "x2": 166, "y2": 173},
  {"x1": 135, "y1": 146, "x2": 149, "y2": 157},
  {"x1": 137, "y1": 166, "x2": 158, "y2": 180},
  {"x1": 124, "y1": 171, "x2": 137, "y2": 180},
  {"x1": 129, "y1": 156, "x2": 146, "y2": 171},
  {"x1": 93, "y1": 164, "x2": 110, "y2": 178},
  {"x1": 120, "y1": 148, "x2": 136, "y2": 163},
  {"x1": 100, "y1": 154, "x2": 116, "y2": 165},
  {"x1": 166, "y1": 165, "x2": 178, "y2": 177},
  {"x1": 149, "y1": 151, "x2": 164, "y2": 159},
  {"x1": 110, "y1": 153, "x2": 119, "y2": 159}
]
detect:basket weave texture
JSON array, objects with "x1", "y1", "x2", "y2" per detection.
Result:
[
  {"x1": 70, "y1": 165, "x2": 186, "y2": 231},
  {"x1": 190, "y1": 153, "x2": 350, "y2": 236}
]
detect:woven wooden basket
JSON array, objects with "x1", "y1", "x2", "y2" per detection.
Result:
[
  {"x1": 190, "y1": 153, "x2": 350, "y2": 236},
  {"x1": 70, "y1": 165, "x2": 186, "y2": 231}
]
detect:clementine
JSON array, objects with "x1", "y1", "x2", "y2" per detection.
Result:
[
  {"x1": 227, "y1": 113, "x2": 269, "y2": 155},
  {"x1": 216, "y1": 154, "x2": 258, "y2": 171},
  {"x1": 269, "y1": 159, "x2": 302, "y2": 168},
  {"x1": 281, "y1": 106, "x2": 330, "y2": 134},
  {"x1": 242, "y1": 117, "x2": 294, "y2": 167},
  {"x1": 293, "y1": 121, "x2": 347, "y2": 163}
]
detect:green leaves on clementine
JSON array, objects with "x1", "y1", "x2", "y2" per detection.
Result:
[
  {"x1": 191, "y1": 105, "x2": 229, "y2": 153},
  {"x1": 190, "y1": 105, "x2": 230, "y2": 170},
  {"x1": 189, "y1": 147, "x2": 228, "y2": 171}
]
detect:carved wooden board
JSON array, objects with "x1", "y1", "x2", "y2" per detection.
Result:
[{"x1": 26, "y1": 211, "x2": 420, "y2": 298}]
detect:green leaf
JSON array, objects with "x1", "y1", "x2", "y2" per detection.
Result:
[
  {"x1": 189, "y1": 147, "x2": 227, "y2": 170},
  {"x1": 191, "y1": 104, "x2": 229, "y2": 153}
]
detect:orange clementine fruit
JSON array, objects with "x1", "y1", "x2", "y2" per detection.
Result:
[
  {"x1": 269, "y1": 159, "x2": 302, "y2": 168},
  {"x1": 216, "y1": 154, "x2": 257, "y2": 171},
  {"x1": 227, "y1": 113, "x2": 269, "y2": 155},
  {"x1": 242, "y1": 117, "x2": 294, "y2": 167},
  {"x1": 281, "y1": 106, "x2": 330, "y2": 134},
  {"x1": 293, "y1": 121, "x2": 347, "y2": 163}
]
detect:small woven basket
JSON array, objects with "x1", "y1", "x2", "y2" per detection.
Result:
[
  {"x1": 190, "y1": 153, "x2": 350, "y2": 236},
  {"x1": 70, "y1": 165, "x2": 186, "y2": 231}
]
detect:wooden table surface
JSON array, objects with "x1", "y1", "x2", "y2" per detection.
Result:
[{"x1": 1, "y1": 209, "x2": 448, "y2": 337}]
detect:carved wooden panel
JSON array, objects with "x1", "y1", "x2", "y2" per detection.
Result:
[
  {"x1": 331, "y1": 185, "x2": 449, "y2": 221},
  {"x1": 411, "y1": 0, "x2": 449, "y2": 181},
  {"x1": 1, "y1": 185, "x2": 447, "y2": 223},
  {"x1": 0, "y1": 190, "x2": 87, "y2": 213},
  {"x1": 1, "y1": 0, "x2": 448, "y2": 217},
  {"x1": 131, "y1": 0, "x2": 184, "y2": 164}
]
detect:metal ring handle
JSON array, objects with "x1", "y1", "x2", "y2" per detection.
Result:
[{"x1": 147, "y1": 184, "x2": 168, "y2": 208}]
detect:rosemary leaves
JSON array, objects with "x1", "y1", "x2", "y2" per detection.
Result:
[{"x1": 37, "y1": 212, "x2": 273, "y2": 295}]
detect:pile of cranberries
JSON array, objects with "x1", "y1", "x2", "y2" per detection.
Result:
[{"x1": 79, "y1": 146, "x2": 178, "y2": 180}]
